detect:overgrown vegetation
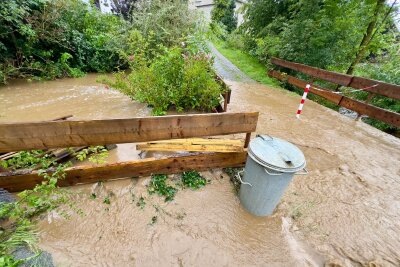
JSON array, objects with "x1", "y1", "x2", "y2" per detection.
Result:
[
  {"x1": 0, "y1": 147, "x2": 109, "y2": 265},
  {"x1": 0, "y1": 150, "x2": 50, "y2": 171},
  {"x1": 212, "y1": 0, "x2": 399, "y2": 134},
  {"x1": 0, "y1": 159, "x2": 71, "y2": 264},
  {"x1": 211, "y1": 0, "x2": 237, "y2": 33},
  {"x1": 104, "y1": 45, "x2": 225, "y2": 115},
  {"x1": 0, "y1": 0, "x2": 130, "y2": 83},
  {"x1": 74, "y1": 146, "x2": 109, "y2": 164},
  {"x1": 97, "y1": 0, "x2": 225, "y2": 115}
]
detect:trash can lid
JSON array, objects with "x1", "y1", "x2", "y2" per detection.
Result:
[{"x1": 248, "y1": 135, "x2": 306, "y2": 173}]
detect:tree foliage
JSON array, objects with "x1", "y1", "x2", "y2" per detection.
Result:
[
  {"x1": 222, "y1": 0, "x2": 400, "y2": 133},
  {"x1": 110, "y1": 0, "x2": 138, "y2": 20},
  {"x1": 211, "y1": 0, "x2": 238, "y2": 33},
  {"x1": 240, "y1": 0, "x2": 398, "y2": 72},
  {"x1": 0, "y1": 0, "x2": 128, "y2": 83}
]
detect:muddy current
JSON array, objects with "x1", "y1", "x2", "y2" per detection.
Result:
[{"x1": 1, "y1": 49, "x2": 400, "y2": 266}]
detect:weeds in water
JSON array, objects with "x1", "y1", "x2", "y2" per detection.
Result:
[
  {"x1": 90, "y1": 193, "x2": 97, "y2": 200},
  {"x1": 136, "y1": 197, "x2": 146, "y2": 209},
  {"x1": 223, "y1": 167, "x2": 243, "y2": 194},
  {"x1": 148, "y1": 174, "x2": 177, "y2": 202},
  {"x1": 150, "y1": 216, "x2": 158, "y2": 225},
  {"x1": 74, "y1": 146, "x2": 109, "y2": 164},
  {"x1": 153, "y1": 204, "x2": 186, "y2": 221},
  {"x1": 0, "y1": 150, "x2": 55, "y2": 171},
  {"x1": 181, "y1": 171, "x2": 207, "y2": 190},
  {"x1": 0, "y1": 162, "x2": 72, "y2": 263},
  {"x1": 103, "y1": 196, "x2": 111, "y2": 205}
]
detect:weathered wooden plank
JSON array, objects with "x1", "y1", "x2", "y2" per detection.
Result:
[
  {"x1": 268, "y1": 70, "x2": 342, "y2": 104},
  {"x1": 348, "y1": 76, "x2": 400, "y2": 100},
  {"x1": 268, "y1": 70, "x2": 400, "y2": 127},
  {"x1": 0, "y1": 115, "x2": 75, "y2": 160},
  {"x1": 339, "y1": 97, "x2": 399, "y2": 126},
  {"x1": 271, "y1": 57, "x2": 353, "y2": 86},
  {"x1": 271, "y1": 57, "x2": 400, "y2": 100},
  {"x1": 146, "y1": 138, "x2": 242, "y2": 145},
  {"x1": 0, "y1": 112, "x2": 259, "y2": 153},
  {"x1": 0, "y1": 152, "x2": 248, "y2": 192},
  {"x1": 137, "y1": 138, "x2": 244, "y2": 152}
]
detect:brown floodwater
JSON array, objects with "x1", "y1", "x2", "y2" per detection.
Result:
[{"x1": 1, "y1": 48, "x2": 400, "y2": 266}]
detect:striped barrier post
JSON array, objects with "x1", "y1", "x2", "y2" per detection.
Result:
[{"x1": 296, "y1": 84, "x2": 310, "y2": 119}]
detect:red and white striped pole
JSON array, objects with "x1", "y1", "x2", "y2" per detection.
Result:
[{"x1": 296, "y1": 84, "x2": 310, "y2": 119}]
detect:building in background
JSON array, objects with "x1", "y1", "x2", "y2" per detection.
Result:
[{"x1": 189, "y1": 0, "x2": 246, "y2": 25}]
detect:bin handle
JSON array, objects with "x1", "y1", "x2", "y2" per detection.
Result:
[
  {"x1": 236, "y1": 171, "x2": 252, "y2": 187},
  {"x1": 256, "y1": 134, "x2": 273, "y2": 141},
  {"x1": 264, "y1": 168, "x2": 283, "y2": 176},
  {"x1": 295, "y1": 168, "x2": 308, "y2": 175}
]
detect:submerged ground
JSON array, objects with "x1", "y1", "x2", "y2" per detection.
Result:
[{"x1": 0, "y1": 47, "x2": 399, "y2": 266}]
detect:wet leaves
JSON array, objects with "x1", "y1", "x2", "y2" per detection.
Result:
[
  {"x1": 181, "y1": 171, "x2": 207, "y2": 190},
  {"x1": 148, "y1": 174, "x2": 177, "y2": 202}
]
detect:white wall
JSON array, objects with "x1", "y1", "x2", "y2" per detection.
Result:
[{"x1": 191, "y1": 0, "x2": 246, "y2": 26}]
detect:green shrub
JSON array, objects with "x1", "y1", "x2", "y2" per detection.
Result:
[
  {"x1": 131, "y1": 0, "x2": 198, "y2": 51},
  {"x1": 0, "y1": 0, "x2": 128, "y2": 84},
  {"x1": 211, "y1": 0, "x2": 237, "y2": 33},
  {"x1": 110, "y1": 46, "x2": 224, "y2": 115}
]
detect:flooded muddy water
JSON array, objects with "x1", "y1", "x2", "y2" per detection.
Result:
[{"x1": 1, "y1": 48, "x2": 400, "y2": 267}]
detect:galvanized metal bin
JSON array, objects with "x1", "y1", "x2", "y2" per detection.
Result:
[{"x1": 239, "y1": 135, "x2": 307, "y2": 216}]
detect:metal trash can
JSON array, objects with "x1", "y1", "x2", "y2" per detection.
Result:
[{"x1": 239, "y1": 135, "x2": 307, "y2": 216}]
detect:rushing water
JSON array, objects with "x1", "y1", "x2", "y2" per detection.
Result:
[{"x1": 1, "y1": 53, "x2": 400, "y2": 266}]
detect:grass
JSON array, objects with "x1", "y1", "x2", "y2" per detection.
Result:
[
  {"x1": 212, "y1": 40, "x2": 279, "y2": 88},
  {"x1": 213, "y1": 39, "x2": 340, "y2": 111},
  {"x1": 213, "y1": 38, "x2": 399, "y2": 135}
]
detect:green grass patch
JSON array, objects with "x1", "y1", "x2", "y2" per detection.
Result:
[{"x1": 213, "y1": 40, "x2": 279, "y2": 87}]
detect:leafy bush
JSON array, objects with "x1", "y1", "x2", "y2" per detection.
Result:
[
  {"x1": 109, "y1": 46, "x2": 225, "y2": 115},
  {"x1": 0, "y1": 0, "x2": 128, "y2": 83},
  {"x1": 130, "y1": 0, "x2": 198, "y2": 51},
  {"x1": 0, "y1": 162, "x2": 71, "y2": 264},
  {"x1": 211, "y1": 0, "x2": 237, "y2": 33}
]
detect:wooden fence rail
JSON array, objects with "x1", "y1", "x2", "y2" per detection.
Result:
[
  {"x1": 0, "y1": 152, "x2": 247, "y2": 192},
  {"x1": 0, "y1": 112, "x2": 258, "y2": 153},
  {"x1": 0, "y1": 112, "x2": 258, "y2": 191},
  {"x1": 269, "y1": 58, "x2": 400, "y2": 128},
  {"x1": 271, "y1": 57, "x2": 400, "y2": 100}
]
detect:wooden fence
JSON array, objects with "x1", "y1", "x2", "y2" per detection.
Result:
[
  {"x1": 0, "y1": 112, "x2": 258, "y2": 191},
  {"x1": 268, "y1": 57, "x2": 400, "y2": 128}
]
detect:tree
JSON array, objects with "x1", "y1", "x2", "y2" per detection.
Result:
[
  {"x1": 345, "y1": 0, "x2": 395, "y2": 75},
  {"x1": 110, "y1": 0, "x2": 138, "y2": 20},
  {"x1": 211, "y1": 0, "x2": 238, "y2": 33}
]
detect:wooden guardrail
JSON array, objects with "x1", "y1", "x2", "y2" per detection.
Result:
[
  {"x1": 268, "y1": 58, "x2": 400, "y2": 127},
  {"x1": 0, "y1": 112, "x2": 258, "y2": 191},
  {"x1": 0, "y1": 152, "x2": 247, "y2": 192},
  {"x1": 271, "y1": 57, "x2": 400, "y2": 100},
  {"x1": 0, "y1": 112, "x2": 258, "y2": 153}
]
